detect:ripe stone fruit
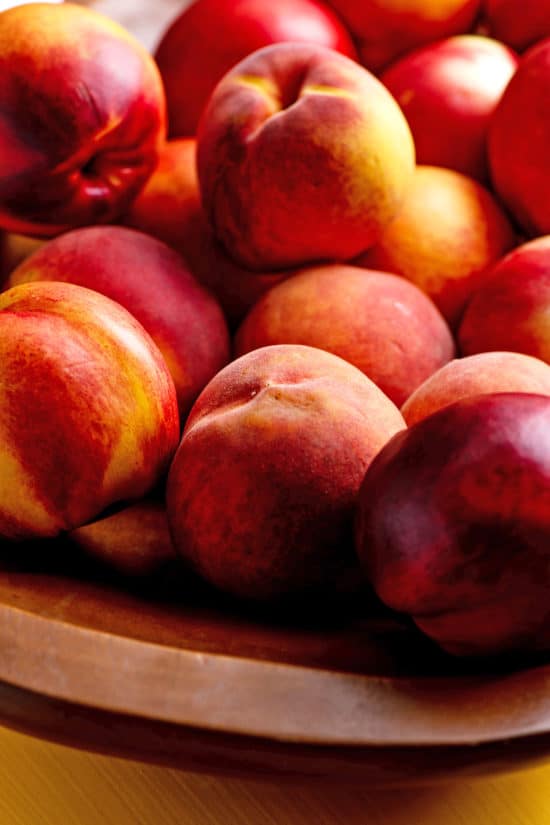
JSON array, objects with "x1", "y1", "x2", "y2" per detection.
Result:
[
  {"x1": 381, "y1": 35, "x2": 518, "y2": 182},
  {"x1": 155, "y1": 0, "x2": 358, "y2": 137},
  {"x1": 402, "y1": 351, "x2": 550, "y2": 425},
  {"x1": 0, "y1": 3, "x2": 166, "y2": 237},
  {"x1": 234, "y1": 264, "x2": 455, "y2": 407},
  {"x1": 484, "y1": 0, "x2": 550, "y2": 52},
  {"x1": 326, "y1": 0, "x2": 481, "y2": 72},
  {"x1": 167, "y1": 344, "x2": 405, "y2": 603},
  {"x1": 122, "y1": 138, "x2": 289, "y2": 328},
  {"x1": 459, "y1": 236, "x2": 550, "y2": 363},
  {"x1": 9, "y1": 226, "x2": 230, "y2": 419},
  {"x1": 357, "y1": 165, "x2": 516, "y2": 328},
  {"x1": 355, "y1": 393, "x2": 550, "y2": 657},
  {"x1": 489, "y1": 38, "x2": 550, "y2": 237},
  {"x1": 69, "y1": 498, "x2": 176, "y2": 578},
  {"x1": 0, "y1": 281, "x2": 179, "y2": 540},
  {"x1": 197, "y1": 42, "x2": 415, "y2": 271}
]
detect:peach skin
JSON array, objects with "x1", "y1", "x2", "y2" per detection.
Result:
[
  {"x1": 234, "y1": 264, "x2": 455, "y2": 406},
  {"x1": 401, "y1": 351, "x2": 550, "y2": 425},
  {"x1": 357, "y1": 165, "x2": 516, "y2": 328},
  {"x1": 197, "y1": 42, "x2": 415, "y2": 271},
  {"x1": 167, "y1": 344, "x2": 405, "y2": 603}
]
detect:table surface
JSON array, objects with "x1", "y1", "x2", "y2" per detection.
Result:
[{"x1": 0, "y1": 725, "x2": 548, "y2": 824}]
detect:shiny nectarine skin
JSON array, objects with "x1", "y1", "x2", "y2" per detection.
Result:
[
  {"x1": 0, "y1": 3, "x2": 166, "y2": 236},
  {"x1": 326, "y1": 0, "x2": 481, "y2": 72},
  {"x1": 9, "y1": 225, "x2": 230, "y2": 419},
  {"x1": 489, "y1": 39, "x2": 550, "y2": 237},
  {"x1": 381, "y1": 35, "x2": 518, "y2": 182},
  {"x1": 0, "y1": 281, "x2": 179, "y2": 540},
  {"x1": 356, "y1": 392, "x2": 550, "y2": 657},
  {"x1": 167, "y1": 344, "x2": 405, "y2": 602},
  {"x1": 484, "y1": 0, "x2": 550, "y2": 52},
  {"x1": 459, "y1": 236, "x2": 550, "y2": 362}
]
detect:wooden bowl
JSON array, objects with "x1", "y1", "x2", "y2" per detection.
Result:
[{"x1": 0, "y1": 539, "x2": 549, "y2": 785}]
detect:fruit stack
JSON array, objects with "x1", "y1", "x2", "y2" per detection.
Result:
[{"x1": 0, "y1": 0, "x2": 549, "y2": 660}]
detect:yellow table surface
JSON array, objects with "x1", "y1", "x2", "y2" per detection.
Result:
[{"x1": 0, "y1": 725, "x2": 549, "y2": 824}]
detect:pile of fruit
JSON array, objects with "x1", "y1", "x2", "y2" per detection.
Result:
[{"x1": 0, "y1": 0, "x2": 549, "y2": 660}]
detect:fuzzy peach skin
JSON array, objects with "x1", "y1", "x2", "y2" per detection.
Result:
[
  {"x1": 0, "y1": 281, "x2": 179, "y2": 540},
  {"x1": 458, "y1": 236, "x2": 550, "y2": 362},
  {"x1": 8, "y1": 226, "x2": 230, "y2": 419},
  {"x1": 488, "y1": 38, "x2": 550, "y2": 238},
  {"x1": 356, "y1": 392, "x2": 550, "y2": 657},
  {"x1": 167, "y1": 344, "x2": 405, "y2": 602},
  {"x1": 69, "y1": 498, "x2": 176, "y2": 577},
  {"x1": 381, "y1": 35, "x2": 518, "y2": 182},
  {"x1": 326, "y1": 0, "x2": 481, "y2": 72},
  {"x1": 155, "y1": 0, "x2": 357, "y2": 138},
  {"x1": 0, "y1": 3, "x2": 166, "y2": 237},
  {"x1": 197, "y1": 42, "x2": 416, "y2": 271},
  {"x1": 357, "y1": 165, "x2": 516, "y2": 328},
  {"x1": 121, "y1": 137, "x2": 290, "y2": 328},
  {"x1": 234, "y1": 264, "x2": 455, "y2": 406},
  {"x1": 484, "y1": 0, "x2": 550, "y2": 52},
  {"x1": 402, "y1": 351, "x2": 550, "y2": 425}
]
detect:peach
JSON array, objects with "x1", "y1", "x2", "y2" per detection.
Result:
[
  {"x1": 69, "y1": 498, "x2": 176, "y2": 578},
  {"x1": 8, "y1": 225, "x2": 230, "y2": 419},
  {"x1": 121, "y1": 137, "x2": 291, "y2": 329},
  {"x1": 123, "y1": 138, "x2": 203, "y2": 253},
  {"x1": 357, "y1": 165, "x2": 516, "y2": 328},
  {"x1": 0, "y1": 281, "x2": 179, "y2": 540},
  {"x1": 154, "y1": 0, "x2": 358, "y2": 137},
  {"x1": 326, "y1": 0, "x2": 481, "y2": 72},
  {"x1": 484, "y1": 0, "x2": 550, "y2": 52},
  {"x1": 458, "y1": 236, "x2": 550, "y2": 362},
  {"x1": 167, "y1": 344, "x2": 405, "y2": 602},
  {"x1": 381, "y1": 35, "x2": 518, "y2": 182},
  {"x1": 489, "y1": 38, "x2": 550, "y2": 237},
  {"x1": 402, "y1": 351, "x2": 550, "y2": 425},
  {"x1": 0, "y1": 3, "x2": 165, "y2": 236},
  {"x1": 197, "y1": 42, "x2": 415, "y2": 271},
  {"x1": 356, "y1": 392, "x2": 550, "y2": 657},
  {"x1": 234, "y1": 264, "x2": 455, "y2": 406}
]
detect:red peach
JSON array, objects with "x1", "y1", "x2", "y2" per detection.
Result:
[
  {"x1": 381, "y1": 35, "x2": 518, "y2": 182},
  {"x1": 9, "y1": 226, "x2": 230, "y2": 419},
  {"x1": 489, "y1": 38, "x2": 550, "y2": 237},
  {"x1": 356, "y1": 392, "x2": 550, "y2": 657},
  {"x1": 402, "y1": 351, "x2": 550, "y2": 425},
  {"x1": 459, "y1": 236, "x2": 550, "y2": 363},
  {"x1": 167, "y1": 344, "x2": 405, "y2": 602},
  {"x1": 0, "y1": 281, "x2": 179, "y2": 540},
  {"x1": 154, "y1": 0, "x2": 357, "y2": 137},
  {"x1": 357, "y1": 165, "x2": 516, "y2": 328},
  {"x1": 0, "y1": 3, "x2": 166, "y2": 236},
  {"x1": 326, "y1": 0, "x2": 481, "y2": 72},
  {"x1": 234, "y1": 264, "x2": 455, "y2": 406},
  {"x1": 197, "y1": 42, "x2": 415, "y2": 271}
]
